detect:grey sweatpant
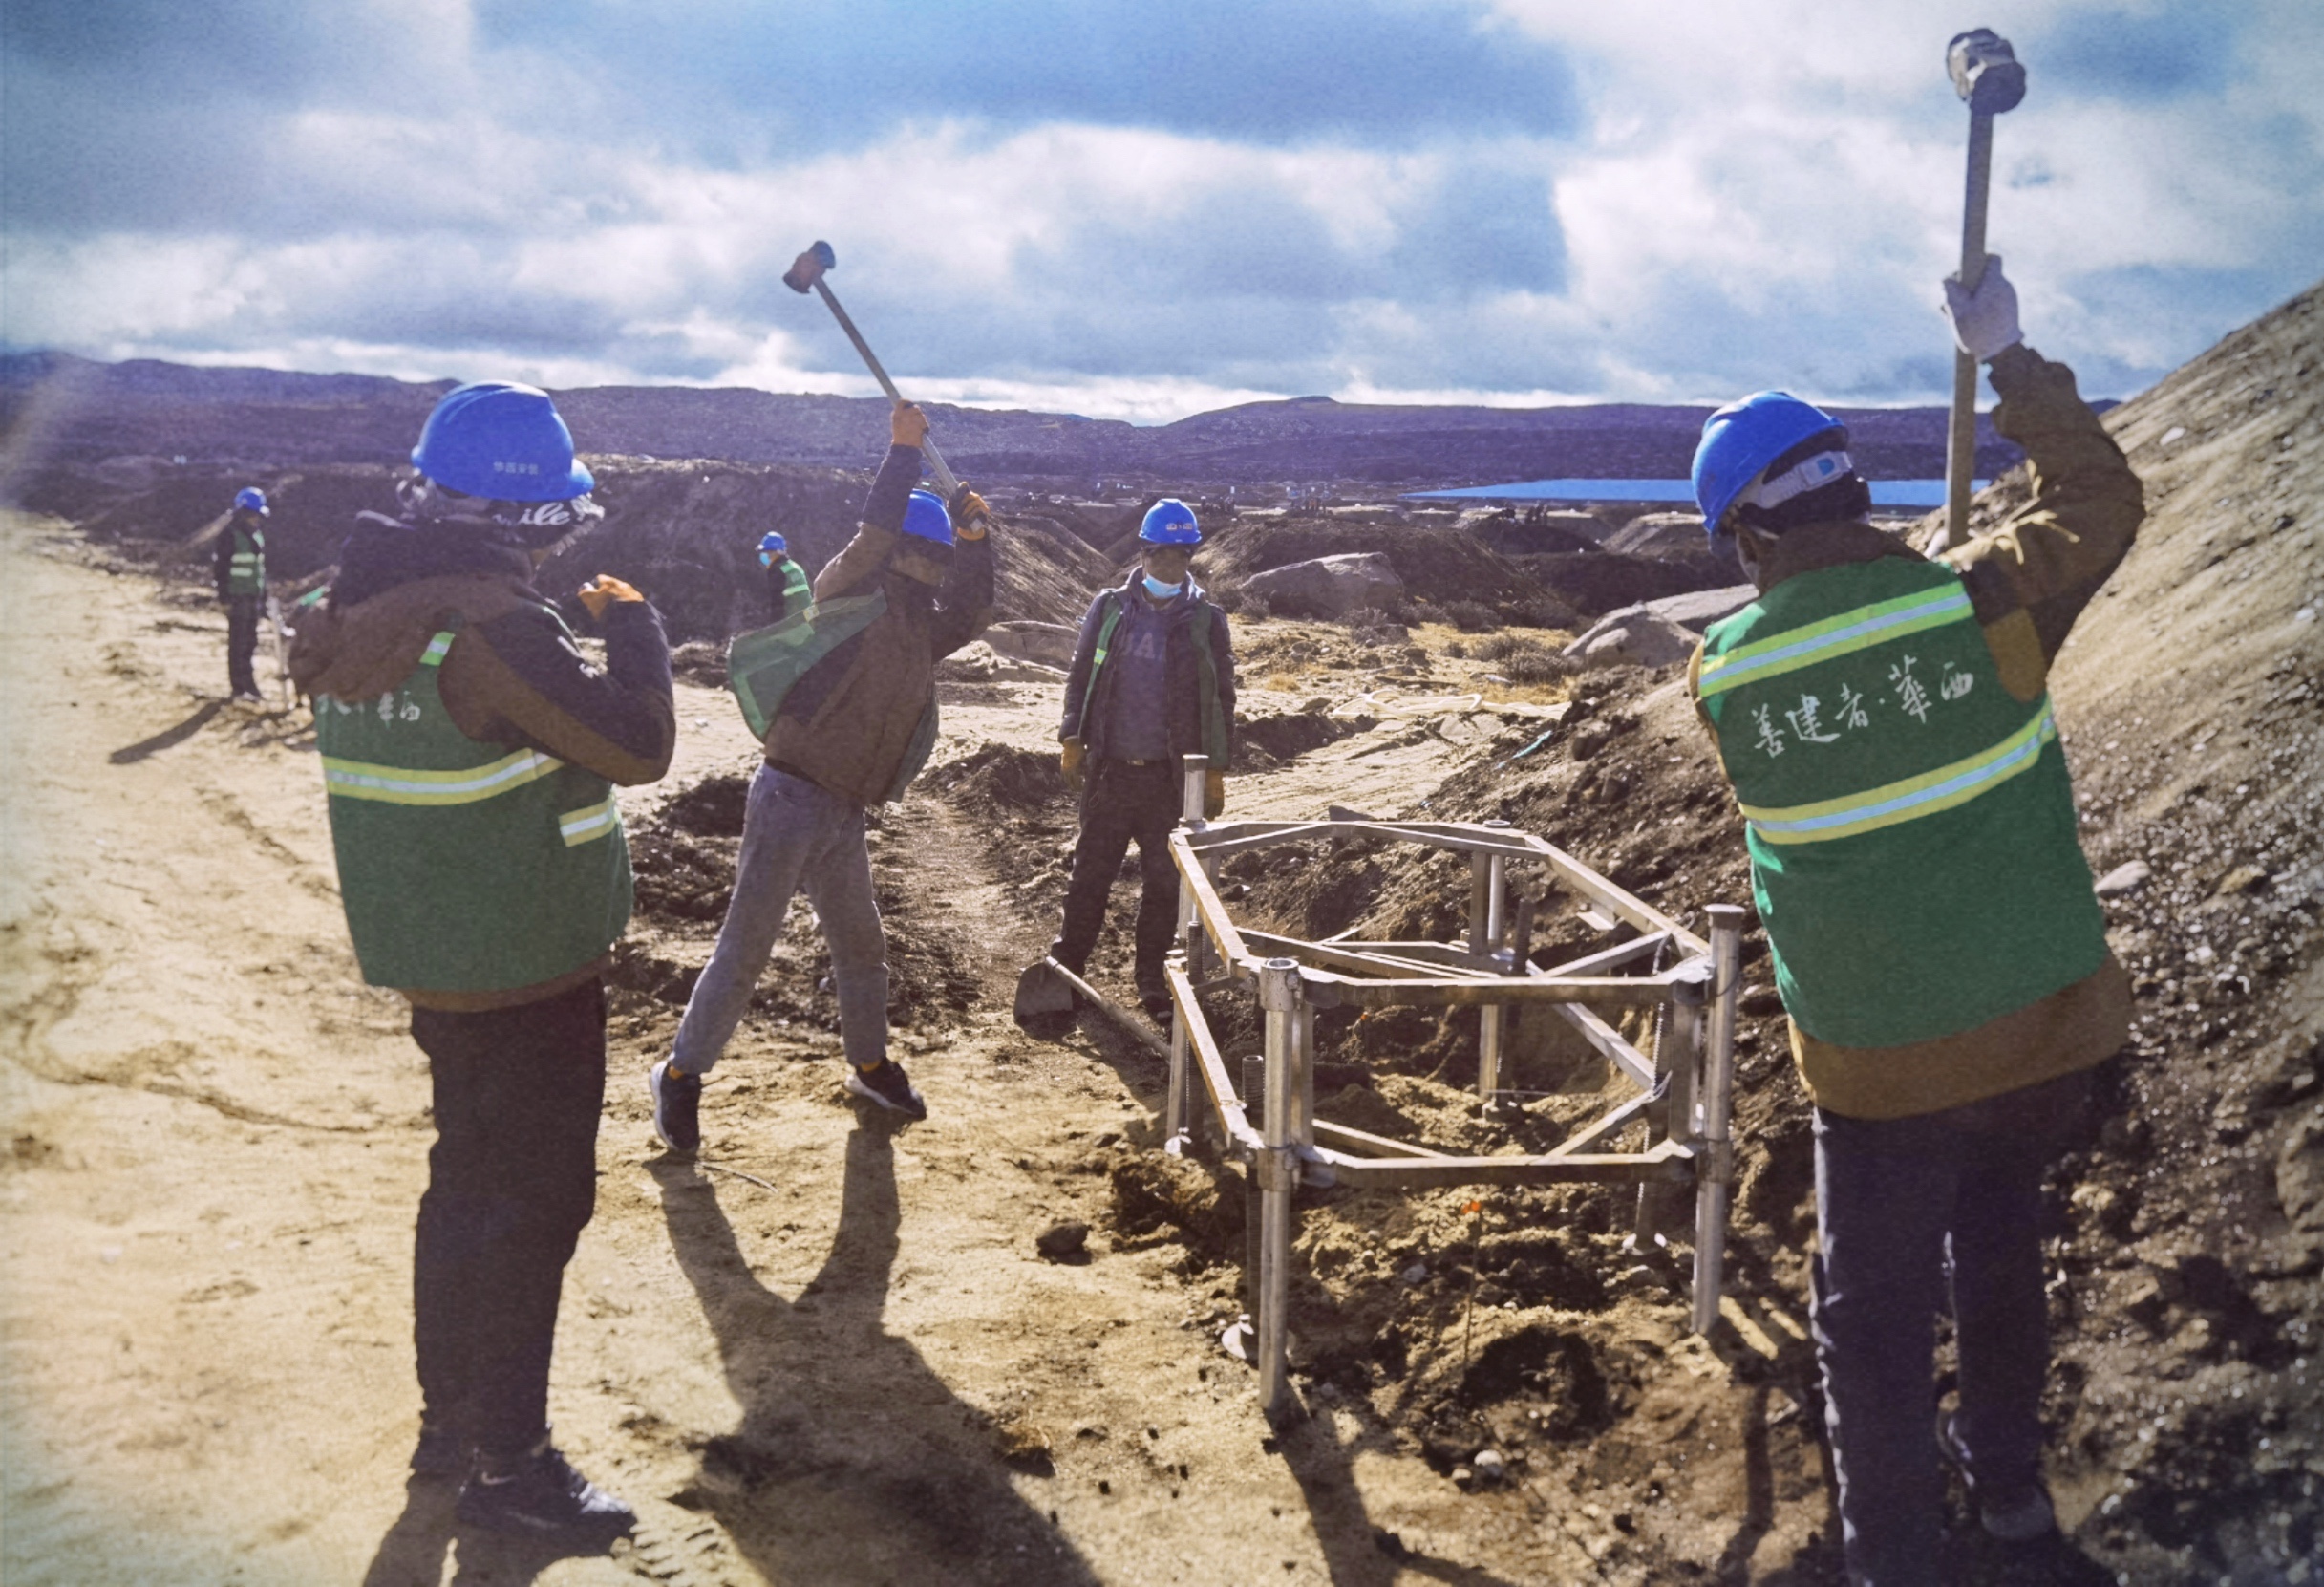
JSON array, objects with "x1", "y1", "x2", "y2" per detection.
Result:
[{"x1": 672, "y1": 763, "x2": 888, "y2": 1077}]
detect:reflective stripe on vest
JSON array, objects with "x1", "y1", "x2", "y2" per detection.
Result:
[
  {"x1": 323, "y1": 746, "x2": 565, "y2": 805},
  {"x1": 1697, "y1": 586, "x2": 1972, "y2": 700},
  {"x1": 559, "y1": 794, "x2": 618, "y2": 846},
  {"x1": 318, "y1": 631, "x2": 566, "y2": 805},
  {"x1": 1739, "y1": 697, "x2": 2057, "y2": 845}
]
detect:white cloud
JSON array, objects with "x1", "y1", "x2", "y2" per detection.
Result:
[{"x1": 5, "y1": 0, "x2": 2316, "y2": 420}]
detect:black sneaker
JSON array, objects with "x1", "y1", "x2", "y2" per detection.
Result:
[
  {"x1": 410, "y1": 1420, "x2": 471, "y2": 1480},
  {"x1": 1937, "y1": 1412, "x2": 2056, "y2": 1542},
  {"x1": 649, "y1": 1058, "x2": 701, "y2": 1154},
  {"x1": 1140, "y1": 990, "x2": 1174, "y2": 1025},
  {"x1": 844, "y1": 1059, "x2": 927, "y2": 1121},
  {"x1": 458, "y1": 1444, "x2": 635, "y2": 1541}
]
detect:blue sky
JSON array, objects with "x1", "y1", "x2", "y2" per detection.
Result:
[{"x1": 3, "y1": 0, "x2": 2317, "y2": 421}]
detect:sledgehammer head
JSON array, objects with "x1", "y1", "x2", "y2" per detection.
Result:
[
  {"x1": 1948, "y1": 29, "x2": 2026, "y2": 115},
  {"x1": 782, "y1": 240, "x2": 837, "y2": 295}
]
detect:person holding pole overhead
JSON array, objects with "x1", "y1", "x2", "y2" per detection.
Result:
[
  {"x1": 1685, "y1": 259, "x2": 2142, "y2": 1584},
  {"x1": 649, "y1": 401, "x2": 995, "y2": 1152}
]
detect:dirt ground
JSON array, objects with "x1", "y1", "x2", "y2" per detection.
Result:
[{"x1": 4, "y1": 283, "x2": 2320, "y2": 1587}]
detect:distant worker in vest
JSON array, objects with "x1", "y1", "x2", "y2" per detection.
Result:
[
  {"x1": 289, "y1": 381, "x2": 675, "y2": 1545},
  {"x1": 1052, "y1": 499, "x2": 1237, "y2": 1024},
  {"x1": 648, "y1": 401, "x2": 995, "y2": 1151},
  {"x1": 1687, "y1": 258, "x2": 2142, "y2": 1586},
  {"x1": 215, "y1": 485, "x2": 269, "y2": 701},
  {"x1": 758, "y1": 530, "x2": 812, "y2": 621}
]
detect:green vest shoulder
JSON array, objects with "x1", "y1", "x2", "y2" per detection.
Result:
[
  {"x1": 1699, "y1": 556, "x2": 2104, "y2": 1047},
  {"x1": 1080, "y1": 590, "x2": 1231, "y2": 765},
  {"x1": 317, "y1": 623, "x2": 632, "y2": 993}
]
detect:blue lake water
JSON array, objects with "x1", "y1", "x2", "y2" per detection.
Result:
[{"x1": 1403, "y1": 479, "x2": 1980, "y2": 509}]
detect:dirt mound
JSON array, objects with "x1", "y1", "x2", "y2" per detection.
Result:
[
  {"x1": 1509, "y1": 548, "x2": 1736, "y2": 618},
  {"x1": 614, "y1": 770, "x2": 983, "y2": 1031},
  {"x1": 1468, "y1": 515, "x2": 1603, "y2": 557},
  {"x1": 1231, "y1": 708, "x2": 1359, "y2": 770},
  {"x1": 927, "y1": 741, "x2": 1071, "y2": 821},
  {"x1": 1602, "y1": 511, "x2": 1706, "y2": 555},
  {"x1": 1196, "y1": 518, "x2": 1555, "y2": 624}
]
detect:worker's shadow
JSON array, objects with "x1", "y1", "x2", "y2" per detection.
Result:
[
  {"x1": 652, "y1": 1124, "x2": 1101, "y2": 1586},
  {"x1": 1274, "y1": 1405, "x2": 1524, "y2": 1587}
]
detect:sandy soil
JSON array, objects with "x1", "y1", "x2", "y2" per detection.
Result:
[
  {"x1": 0, "y1": 519, "x2": 1805, "y2": 1585},
  {"x1": 6, "y1": 283, "x2": 2319, "y2": 1587}
]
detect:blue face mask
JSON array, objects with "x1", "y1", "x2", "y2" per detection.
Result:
[{"x1": 1141, "y1": 575, "x2": 1183, "y2": 599}]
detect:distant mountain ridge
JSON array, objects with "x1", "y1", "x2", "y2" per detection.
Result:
[{"x1": 0, "y1": 350, "x2": 2025, "y2": 489}]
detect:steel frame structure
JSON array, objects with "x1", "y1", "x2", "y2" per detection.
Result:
[{"x1": 1156, "y1": 757, "x2": 1744, "y2": 1417}]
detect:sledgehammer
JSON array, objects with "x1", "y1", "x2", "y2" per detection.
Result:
[
  {"x1": 782, "y1": 241, "x2": 962, "y2": 498},
  {"x1": 1942, "y1": 29, "x2": 2027, "y2": 550}
]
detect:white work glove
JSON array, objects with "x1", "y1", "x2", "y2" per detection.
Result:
[{"x1": 1942, "y1": 255, "x2": 2023, "y2": 362}]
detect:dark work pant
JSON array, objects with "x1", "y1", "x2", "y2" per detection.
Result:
[
  {"x1": 1053, "y1": 759, "x2": 1181, "y2": 992},
  {"x1": 225, "y1": 594, "x2": 262, "y2": 696},
  {"x1": 1811, "y1": 1069, "x2": 2088, "y2": 1587},
  {"x1": 409, "y1": 977, "x2": 608, "y2": 1462}
]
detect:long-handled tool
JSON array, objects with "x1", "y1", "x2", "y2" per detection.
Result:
[
  {"x1": 1013, "y1": 955, "x2": 1169, "y2": 1059},
  {"x1": 782, "y1": 240, "x2": 962, "y2": 498},
  {"x1": 1942, "y1": 28, "x2": 2027, "y2": 550}
]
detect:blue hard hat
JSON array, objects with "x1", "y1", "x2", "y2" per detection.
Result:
[
  {"x1": 410, "y1": 381, "x2": 594, "y2": 503},
  {"x1": 900, "y1": 488, "x2": 953, "y2": 547},
  {"x1": 234, "y1": 486, "x2": 268, "y2": 515},
  {"x1": 1140, "y1": 498, "x2": 1201, "y2": 545},
  {"x1": 757, "y1": 530, "x2": 788, "y2": 567},
  {"x1": 1692, "y1": 391, "x2": 1845, "y2": 536}
]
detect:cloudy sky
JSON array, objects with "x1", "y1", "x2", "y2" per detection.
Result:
[{"x1": 4, "y1": 0, "x2": 2317, "y2": 421}]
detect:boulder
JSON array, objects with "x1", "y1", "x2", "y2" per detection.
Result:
[
  {"x1": 984, "y1": 619, "x2": 1079, "y2": 670},
  {"x1": 1241, "y1": 553, "x2": 1405, "y2": 619},
  {"x1": 1641, "y1": 584, "x2": 1759, "y2": 633},
  {"x1": 1561, "y1": 611, "x2": 1699, "y2": 671}
]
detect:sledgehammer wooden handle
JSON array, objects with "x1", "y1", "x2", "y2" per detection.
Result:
[{"x1": 783, "y1": 241, "x2": 963, "y2": 499}]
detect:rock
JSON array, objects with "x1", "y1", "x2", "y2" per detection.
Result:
[
  {"x1": 2214, "y1": 864, "x2": 2270, "y2": 897},
  {"x1": 1563, "y1": 610, "x2": 1699, "y2": 670},
  {"x1": 1241, "y1": 553, "x2": 1405, "y2": 618},
  {"x1": 984, "y1": 620, "x2": 1078, "y2": 669},
  {"x1": 1399, "y1": 1261, "x2": 1429, "y2": 1286},
  {"x1": 1641, "y1": 583, "x2": 1759, "y2": 633},
  {"x1": 1035, "y1": 1221, "x2": 1090, "y2": 1260},
  {"x1": 1451, "y1": 1464, "x2": 1476, "y2": 1490},
  {"x1": 2094, "y1": 860, "x2": 2153, "y2": 897},
  {"x1": 1473, "y1": 1448, "x2": 1507, "y2": 1483},
  {"x1": 2275, "y1": 1102, "x2": 2324, "y2": 1244},
  {"x1": 1740, "y1": 983, "x2": 1785, "y2": 1019}
]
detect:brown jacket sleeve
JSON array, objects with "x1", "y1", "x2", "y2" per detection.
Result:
[{"x1": 1939, "y1": 344, "x2": 2145, "y2": 676}]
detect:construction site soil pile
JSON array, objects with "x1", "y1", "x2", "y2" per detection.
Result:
[
  {"x1": 3, "y1": 276, "x2": 2317, "y2": 1587},
  {"x1": 1194, "y1": 518, "x2": 1566, "y2": 625}
]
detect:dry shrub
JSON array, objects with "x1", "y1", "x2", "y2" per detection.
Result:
[{"x1": 1439, "y1": 599, "x2": 1503, "y2": 633}]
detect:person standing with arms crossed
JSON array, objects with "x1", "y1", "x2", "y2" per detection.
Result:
[
  {"x1": 1686, "y1": 259, "x2": 2143, "y2": 1585},
  {"x1": 292, "y1": 381, "x2": 674, "y2": 1543}
]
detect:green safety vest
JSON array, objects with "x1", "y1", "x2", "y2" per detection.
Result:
[
  {"x1": 1698, "y1": 557, "x2": 2104, "y2": 1048},
  {"x1": 226, "y1": 524, "x2": 267, "y2": 595},
  {"x1": 725, "y1": 590, "x2": 940, "y2": 804},
  {"x1": 777, "y1": 558, "x2": 812, "y2": 619},
  {"x1": 1079, "y1": 592, "x2": 1230, "y2": 765},
  {"x1": 316, "y1": 623, "x2": 632, "y2": 993}
]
